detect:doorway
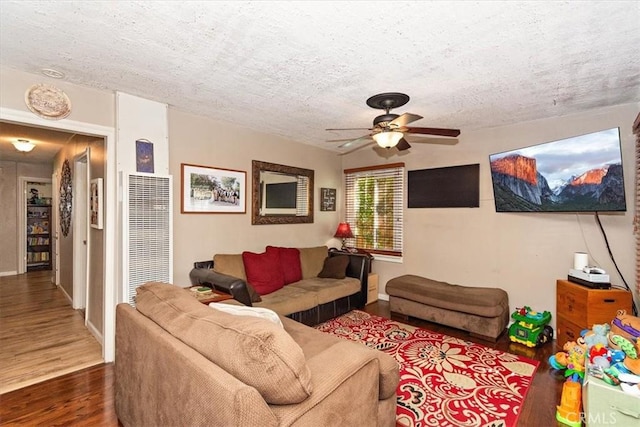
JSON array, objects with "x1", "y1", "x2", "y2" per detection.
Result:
[
  {"x1": 1, "y1": 108, "x2": 116, "y2": 362},
  {"x1": 17, "y1": 177, "x2": 52, "y2": 275}
]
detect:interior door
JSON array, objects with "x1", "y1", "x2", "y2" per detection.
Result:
[
  {"x1": 72, "y1": 151, "x2": 90, "y2": 315},
  {"x1": 52, "y1": 172, "x2": 60, "y2": 285}
]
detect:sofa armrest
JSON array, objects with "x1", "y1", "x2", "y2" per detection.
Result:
[
  {"x1": 329, "y1": 251, "x2": 371, "y2": 306},
  {"x1": 116, "y1": 304, "x2": 278, "y2": 427},
  {"x1": 189, "y1": 266, "x2": 253, "y2": 306},
  {"x1": 270, "y1": 340, "x2": 396, "y2": 425}
]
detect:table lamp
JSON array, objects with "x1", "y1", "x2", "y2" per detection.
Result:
[{"x1": 334, "y1": 222, "x2": 354, "y2": 251}]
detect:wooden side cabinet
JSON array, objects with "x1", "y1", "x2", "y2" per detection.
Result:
[
  {"x1": 366, "y1": 274, "x2": 379, "y2": 305},
  {"x1": 556, "y1": 279, "x2": 632, "y2": 345}
]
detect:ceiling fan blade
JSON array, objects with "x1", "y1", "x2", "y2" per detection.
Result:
[
  {"x1": 405, "y1": 127, "x2": 461, "y2": 137},
  {"x1": 339, "y1": 141, "x2": 375, "y2": 155},
  {"x1": 405, "y1": 135, "x2": 459, "y2": 145},
  {"x1": 338, "y1": 135, "x2": 371, "y2": 149},
  {"x1": 327, "y1": 138, "x2": 364, "y2": 142},
  {"x1": 389, "y1": 113, "x2": 423, "y2": 128},
  {"x1": 326, "y1": 127, "x2": 372, "y2": 131},
  {"x1": 396, "y1": 139, "x2": 411, "y2": 151}
]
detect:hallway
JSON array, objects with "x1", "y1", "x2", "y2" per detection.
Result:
[{"x1": 0, "y1": 271, "x2": 103, "y2": 394}]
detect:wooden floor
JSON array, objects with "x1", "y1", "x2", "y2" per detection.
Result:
[
  {"x1": 0, "y1": 271, "x2": 103, "y2": 394},
  {"x1": 0, "y1": 292, "x2": 564, "y2": 426}
]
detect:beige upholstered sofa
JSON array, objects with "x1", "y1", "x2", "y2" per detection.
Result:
[
  {"x1": 115, "y1": 282, "x2": 399, "y2": 426},
  {"x1": 189, "y1": 246, "x2": 372, "y2": 326}
]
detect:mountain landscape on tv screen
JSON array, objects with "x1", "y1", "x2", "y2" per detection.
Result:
[{"x1": 490, "y1": 154, "x2": 626, "y2": 212}]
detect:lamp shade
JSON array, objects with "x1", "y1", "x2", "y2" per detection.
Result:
[
  {"x1": 12, "y1": 139, "x2": 35, "y2": 152},
  {"x1": 372, "y1": 131, "x2": 403, "y2": 148},
  {"x1": 334, "y1": 222, "x2": 354, "y2": 239}
]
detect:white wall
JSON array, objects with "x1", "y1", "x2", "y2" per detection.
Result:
[
  {"x1": 115, "y1": 92, "x2": 169, "y2": 175},
  {"x1": 342, "y1": 102, "x2": 638, "y2": 329},
  {"x1": 168, "y1": 108, "x2": 342, "y2": 284}
]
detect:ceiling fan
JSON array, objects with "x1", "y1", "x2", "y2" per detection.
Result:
[{"x1": 326, "y1": 92, "x2": 460, "y2": 153}]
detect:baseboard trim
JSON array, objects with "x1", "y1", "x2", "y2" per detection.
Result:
[
  {"x1": 86, "y1": 320, "x2": 104, "y2": 347},
  {"x1": 58, "y1": 284, "x2": 73, "y2": 304},
  {"x1": 0, "y1": 271, "x2": 18, "y2": 277},
  {"x1": 378, "y1": 293, "x2": 389, "y2": 301}
]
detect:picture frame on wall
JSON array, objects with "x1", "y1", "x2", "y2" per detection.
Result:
[
  {"x1": 181, "y1": 163, "x2": 246, "y2": 214},
  {"x1": 135, "y1": 139, "x2": 154, "y2": 173},
  {"x1": 320, "y1": 187, "x2": 336, "y2": 211},
  {"x1": 90, "y1": 178, "x2": 103, "y2": 229}
]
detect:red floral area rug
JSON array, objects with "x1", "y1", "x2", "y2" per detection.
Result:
[{"x1": 315, "y1": 310, "x2": 539, "y2": 427}]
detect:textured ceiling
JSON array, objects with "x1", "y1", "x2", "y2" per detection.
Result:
[{"x1": 1, "y1": 1, "x2": 639, "y2": 156}]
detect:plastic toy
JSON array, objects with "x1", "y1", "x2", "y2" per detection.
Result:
[
  {"x1": 582, "y1": 323, "x2": 610, "y2": 348},
  {"x1": 508, "y1": 306, "x2": 553, "y2": 347},
  {"x1": 556, "y1": 379, "x2": 582, "y2": 427},
  {"x1": 548, "y1": 340, "x2": 587, "y2": 380}
]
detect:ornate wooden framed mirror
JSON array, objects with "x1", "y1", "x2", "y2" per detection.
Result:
[{"x1": 252, "y1": 160, "x2": 314, "y2": 225}]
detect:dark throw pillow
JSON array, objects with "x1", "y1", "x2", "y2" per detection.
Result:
[
  {"x1": 317, "y1": 255, "x2": 349, "y2": 279},
  {"x1": 266, "y1": 246, "x2": 303, "y2": 285},
  {"x1": 242, "y1": 250, "x2": 285, "y2": 295}
]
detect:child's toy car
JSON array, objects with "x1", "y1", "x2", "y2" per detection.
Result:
[{"x1": 508, "y1": 306, "x2": 553, "y2": 347}]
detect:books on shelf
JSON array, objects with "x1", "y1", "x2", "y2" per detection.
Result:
[{"x1": 27, "y1": 251, "x2": 50, "y2": 262}]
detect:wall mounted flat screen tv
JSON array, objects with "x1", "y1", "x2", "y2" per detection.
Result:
[
  {"x1": 265, "y1": 182, "x2": 297, "y2": 208},
  {"x1": 489, "y1": 128, "x2": 626, "y2": 213},
  {"x1": 408, "y1": 164, "x2": 480, "y2": 208}
]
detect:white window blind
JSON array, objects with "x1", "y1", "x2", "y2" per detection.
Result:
[
  {"x1": 344, "y1": 163, "x2": 404, "y2": 256},
  {"x1": 633, "y1": 113, "x2": 640, "y2": 295},
  {"x1": 296, "y1": 176, "x2": 309, "y2": 216}
]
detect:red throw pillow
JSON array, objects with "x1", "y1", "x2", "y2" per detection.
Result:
[
  {"x1": 242, "y1": 250, "x2": 285, "y2": 295},
  {"x1": 266, "y1": 246, "x2": 303, "y2": 285}
]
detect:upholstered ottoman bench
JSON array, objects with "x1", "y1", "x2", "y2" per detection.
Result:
[{"x1": 386, "y1": 274, "x2": 509, "y2": 341}]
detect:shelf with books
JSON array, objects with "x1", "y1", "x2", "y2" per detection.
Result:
[{"x1": 26, "y1": 205, "x2": 52, "y2": 271}]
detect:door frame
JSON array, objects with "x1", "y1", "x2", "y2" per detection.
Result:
[
  {"x1": 1, "y1": 107, "x2": 117, "y2": 363},
  {"x1": 17, "y1": 177, "x2": 52, "y2": 275}
]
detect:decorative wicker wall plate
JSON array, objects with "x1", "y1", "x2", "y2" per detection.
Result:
[{"x1": 25, "y1": 84, "x2": 72, "y2": 120}]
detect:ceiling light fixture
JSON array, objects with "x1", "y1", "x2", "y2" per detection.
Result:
[
  {"x1": 41, "y1": 68, "x2": 65, "y2": 79},
  {"x1": 372, "y1": 130, "x2": 403, "y2": 148},
  {"x1": 13, "y1": 139, "x2": 36, "y2": 152}
]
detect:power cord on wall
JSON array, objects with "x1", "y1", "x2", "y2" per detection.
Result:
[{"x1": 594, "y1": 212, "x2": 638, "y2": 316}]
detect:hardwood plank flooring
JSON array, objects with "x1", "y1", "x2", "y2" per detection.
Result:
[
  {"x1": 0, "y1": 271, "x2": 103, "y2": 394},
  {"x1": 0, "y1": 297, "x2": 564, "y2": 426}
]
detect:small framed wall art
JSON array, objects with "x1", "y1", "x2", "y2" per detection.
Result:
[
  {"x1": 320, "y1": 187, "x2": 336, "y2": 211},
  {"x1": 90, "y1": 178, "x2": 103, "y2": 229},
  {"x1": 135, "y1": 139, "x2": 155, "y2": 173},
  {"x1": 181, "y1": 163, "x2": 246, "y2": 214}
]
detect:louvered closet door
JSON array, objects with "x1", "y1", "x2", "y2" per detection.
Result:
[{"x1": 123, "y1": 173, "x2": 173, "y2": 305}]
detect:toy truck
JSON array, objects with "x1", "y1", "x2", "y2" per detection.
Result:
[{"x1": 508, "y1": 306, "x2": 553, "y2": 347}]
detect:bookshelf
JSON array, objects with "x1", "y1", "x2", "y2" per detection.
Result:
[{"x1": 27, "y1": 204, "x2": 52, "y2": 271}]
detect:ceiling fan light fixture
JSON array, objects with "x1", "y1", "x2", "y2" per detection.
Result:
[
  {"x1": 12, "y1": 139, "x2": 36, "y2": 152},
  {"x1": 373, "y1": 130, "x2": 403, "y2": 148}
]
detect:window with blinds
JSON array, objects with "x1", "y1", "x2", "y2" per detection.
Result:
[
  {"x1": 344, "y1": 163, "x2": 404, "y2": 256},
  {"x1": 296, "y1": 176, "x2": 309, "y2": 216},
  {"x1": 633, "y1": 113, "x2": 640, "y2": 295}
]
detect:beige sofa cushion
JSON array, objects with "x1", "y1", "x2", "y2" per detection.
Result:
[
  {"x1": 253, "y1": 285, "x2": 319, "y2": 316},
  {"x1": 213, "y1": 253, "x2": 246, "y2": 280},
  {"x1": 290, "y1": 277, "x2": 361, "y2": 305},
  {"x1": 298, "y1": 246, "x2": 328, "y2": 279},
  {"x1": 135, "y1": 282, "x2": 313, "y2": 404}
]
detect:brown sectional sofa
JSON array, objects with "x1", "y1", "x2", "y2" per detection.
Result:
[
  {"x1": 115, "y1": 282, "x2": 399, "y2": 426},
  {"x1": 189, "y1": 246, "x2": 372, "y2": 326}
]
